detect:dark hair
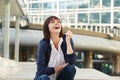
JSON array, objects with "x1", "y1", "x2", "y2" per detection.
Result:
[{"x1": 43, "y1": 16, "x2": 63, "y2": 40}]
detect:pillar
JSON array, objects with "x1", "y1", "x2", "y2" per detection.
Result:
[
  {"x1": 14, "y1": 16, "x2": 20, "y2": 61},
  {"x1": 112, "y1": 55, "x2": 120, "y2": 76},
  {"x1": 4, "y1": 0, "x2": 10, "y2": 59},
  {"x1": 84, "y1": 51, "x2": 93, "y2": 68}
]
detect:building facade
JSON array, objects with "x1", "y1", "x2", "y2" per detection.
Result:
[{"x1": 25, "y1": 0, "x2": 120, "y2": 36}]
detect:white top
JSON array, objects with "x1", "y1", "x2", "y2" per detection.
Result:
[{"x1": 48, "y1": 38, "x2": 65, "y2": 80}]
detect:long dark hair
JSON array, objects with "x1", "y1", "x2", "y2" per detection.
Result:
[{"x1": 43, "y1": 16, "x2": 63, "y2": 40}]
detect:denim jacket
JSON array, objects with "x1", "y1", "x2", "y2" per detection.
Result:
[{"x1": 34, "y1": 34, "x2": 76, "y2": 79}]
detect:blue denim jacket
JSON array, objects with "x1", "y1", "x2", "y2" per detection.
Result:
[{"x1": 34, "y1": 34, "x2": 76, "y2": 79}]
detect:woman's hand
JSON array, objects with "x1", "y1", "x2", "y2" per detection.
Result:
[
  {"x1": 66, "y1": 30, "x2": 73, "y2": 42},
  {"x1": 54, "y1": 63, "x2": 68, "y2": 72},
  {"x1": 66, "y1": 30, "x2": 73, "y2": 54}
]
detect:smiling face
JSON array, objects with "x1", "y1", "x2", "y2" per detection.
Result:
[
  {"x1": 48, "y1": 18, "x2": 62, "y2": 34},
  {"x1": 43, "y1": 16, "x2": 63, "y2": 40}
]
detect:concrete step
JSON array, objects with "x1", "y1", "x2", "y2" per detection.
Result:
[{"x1": 0, "y1": 59, "x2": 119, "y2": 80}]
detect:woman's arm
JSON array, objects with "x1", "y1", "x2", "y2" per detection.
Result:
[
  {"x1": 66, "y1": 30, "x2": 73, "y2": 54},
  {"x1": 36, "y1": 40, "x2": 55, "y2": 76},
  {"x1": 65, "y1": 30, "x2": 76, "y2": 64}
]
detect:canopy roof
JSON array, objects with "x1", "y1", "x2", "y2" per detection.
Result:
[{"x1": 0, "y1": 0, "x2": 24, "y2": 16}]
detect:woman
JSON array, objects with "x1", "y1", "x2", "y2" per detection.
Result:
[{"x1": 34, "y1": 16, "x2": 76, "y2": 80}]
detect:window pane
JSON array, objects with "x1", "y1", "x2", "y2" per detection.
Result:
[
  {"x1": 114, "y1": 12, "x2": 120, "y2": 24},
  {"x1": 78, "y1": 13, "x2": 88, "y2": 23},
  {"x1": 78, "y1": 0, "x2": 88, "y2": 8},
  {"x1": 60, "y1": 1, "x2": 66, "y2": 9},
  {"x1": 69, "y1": 14, "x2": 75, "y2": 23},
  {"x1": 54, "y1": 2, "x2": 57, "y2": 9},
  {"x1": 102, "y1": 0, "x2": 111, "y2": 7},
  {"x1": 66, "y1": 2, "x2": 76, "y2": 9},
  {"x1": 114, "y1": 0, "x2": 120, "y2": 7},
  {"x1": 90, "y1": 13, "x2": 99, "y2": 23},
  {"x1": 59, "y1": 14, "x2": 67, "y2": 23},
  {"x1": 90, "y1": 0, "x2": 100, "y2": 8},
  {"x1": 78, "y1": 4, "x2": 88, "y2": 8},
  {"x1": 101, "y1": 12, "x2": 110, "y2": 23},
  {"x1": 31, "y1": 3, "x2": 41, "y2": 9},
  {"x1": 43, "y1": 2, "x2": 52, "y2": 9},
  {"x1": 43, "y1": 15, "x2": 51, "y2": 21}
]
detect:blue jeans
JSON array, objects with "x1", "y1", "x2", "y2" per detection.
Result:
[{"x1": 34, "y1": 64, "x2": 76, "y2": 80}]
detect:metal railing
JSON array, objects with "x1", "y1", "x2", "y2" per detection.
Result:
[{"x1": 63, "y1": 23, "x2": 120, "y2": 37}]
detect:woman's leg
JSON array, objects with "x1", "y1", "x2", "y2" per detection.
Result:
[
  {"x1": 34, "y1": 74, "x2": 50, "y2": 80},
  {"x1": 57, "y1": 64, "x2": 76, "y2": 80}
]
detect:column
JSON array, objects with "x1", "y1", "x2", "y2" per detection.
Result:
[
  {"x1": 112, "y1": 55, "x2": 120, "y2": 76},
  {"x1": 111, "y1": 0, "x2": 114, "y2": 30},
  {"x1": 106, "y1": 27, "x2": 110, "y2": 34},
  {"x1": 1, "y1": 17, "x2": 5, "y2": 57},
  {"x1": 14, "y1": 16, "x2": 20, "y2": 61},
  {"x1": 84, "y1": 51, "x2": 93, "y2": 68},
  {"x1": 4, "y1": 0, "x2": 10, "y2": 59},
  {"x1": 99, "y1": 0, "x2": 102, "y2": 33}
]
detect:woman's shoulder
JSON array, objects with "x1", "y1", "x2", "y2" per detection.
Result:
[{"x1": 39, "y1": 38, "x2": 50, "y2": 46}]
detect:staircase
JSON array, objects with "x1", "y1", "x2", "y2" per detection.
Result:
[{"x1": 0, "y1": 57, "x2": 120, "y2": 80}]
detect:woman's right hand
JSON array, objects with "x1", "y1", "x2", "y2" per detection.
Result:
[
  {"x1": 66, "y1": 30, "x2": 73, "y2": 42},
  {"x1": 54, "y1": 63, "x2": 68, "y2": 72}
]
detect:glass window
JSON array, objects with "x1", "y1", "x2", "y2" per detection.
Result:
[
  {"x1": 35, "y1": 17, "x2": 38, "y2": 22},
  {"x1": 28, "y1": 17, "x2": 33, "y2": 23},
  {"x1": 93, "y1": 26, "x2": 96, "y2": 31},
  {"x1": 78, "y1": 4, "x2": 88, "y2": 8},
  {"x1": 101, "y1": 12, "x2": 111, "y2": 23},
  {"x1": 19, "y1": 46, "x2": 37, "y2": 62},
  {"x1": 31, "y1": 3, "x2": 41, "y2": 9},
  {"x1": 43, "y1": 2, "x2": 52, "y2": 9},
  {"x1": 66, "y1": 2, "x2": 76, "y2": 9},
  {"x1": 69, "y1": 14, "x2": 75, "y2": 23},
  {"x1": 77, "y1": 26, "x2": 81, "y2": 28},
  {"x1": 78, "y1": 0, "x2": 88, "y2": 8},
  {"x1": 97, "y1": 26, "x2": 100, "y2": 32},
  {"x1": 114, "y1": 0, "x2": 120, "y2": 7},
  {"x1": 71, "y1": 25, "x2": 75, "y2": 28},
  {"x1": 60, "y1": 1, "x2": 66, "y2": 9},
  {"x1": 102, "y1": 0, "x2": 111, "y2": 7},
  {"x1": 114, "y1": 12, "x2": 120, "y2": 24},
  {"x1": 43, "y1": 15, "x2": 51, "y2": 21},
  {"x1": 90, "y1": 13, "x2": 100, "y2": 23},
  {"x1": 54, "y1": 2, "x2": 57, "y2": 9},
  {"x1": 59, "y1": 14, "x2": 67, "y2": 23},
  {"x1": 88, "y1": 26, "x2": 91, "y2": 29},
  {"x1": 78, "y1": 13, "x2": 88, "y2": 23},
  {"x1": 90, "y1": 0, "x2": 100, "y2": 8}
]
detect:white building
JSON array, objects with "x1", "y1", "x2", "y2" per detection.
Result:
[{"x1": 24, "y1": 0, "x2": 120, "y2": 36}]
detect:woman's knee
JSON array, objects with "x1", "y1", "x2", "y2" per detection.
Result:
[
  {"x1": 58, "y1": 64, "x2": 76, "y2": 79},
  {"x1": 64, "y1": 64, "x2": 76, "y2": 74}
]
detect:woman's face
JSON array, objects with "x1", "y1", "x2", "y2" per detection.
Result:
[{"x1": 48, "y1": 18, "x2": 62, "y2": 34}]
